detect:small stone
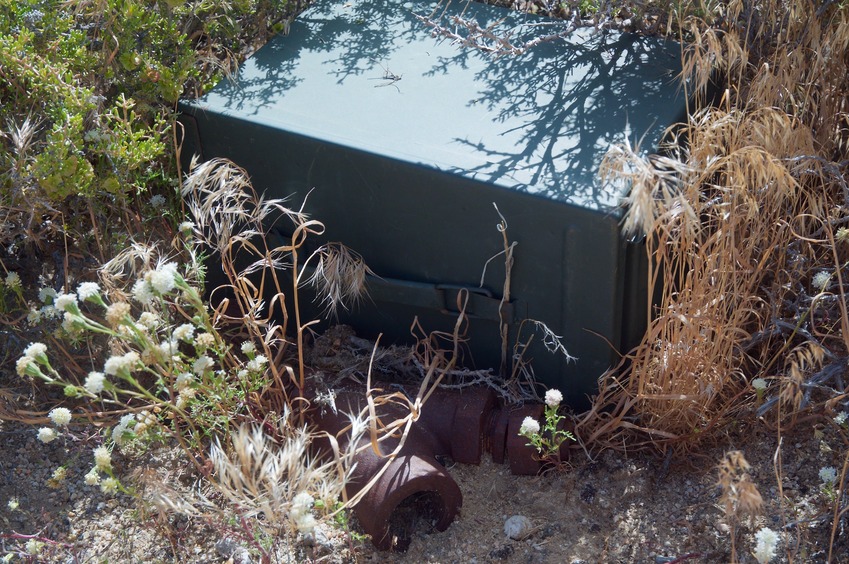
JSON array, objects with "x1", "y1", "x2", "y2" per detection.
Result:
[
  {"x1": 489, "y1": 544, "x2": 514, "y2": 559},
  {"x1": 504, "y1": 515, "x2": 533, "y2": 540},
  {"x1": 215, "y1": 538, "x2": 251, "y2": 564}
]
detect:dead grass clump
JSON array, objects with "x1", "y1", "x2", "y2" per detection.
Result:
[
  {"x1": 580, "y1": 0, "x2": 849, "y2": 450},
  {"x1": 717, "y1": 450, "x2": 764, "y2": 561}
]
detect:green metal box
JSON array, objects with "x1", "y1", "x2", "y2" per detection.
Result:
[{"x1": 179, "y1": 0, "x2": 686, "y2": 405}]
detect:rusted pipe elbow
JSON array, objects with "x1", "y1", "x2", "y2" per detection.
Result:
[
  {"x1": 307, "y1": 384, "x2": 495, "y2": 550},
  {"x1": 354, "y1": 453, "x2": 461, "y2": 550},
  {"x1": 306, "y1": 380, "x2": 564, "y2": 550}
]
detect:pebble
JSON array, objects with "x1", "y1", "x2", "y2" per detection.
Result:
[
  {"x1": 215, "y1": 537, "x2": 252, "y2": 564},
  {"x1": 504, "y1": 515, "x2": 533, "y2": 540}
]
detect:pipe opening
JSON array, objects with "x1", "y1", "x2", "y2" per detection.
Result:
[{"x1": 386, "y1": 490, "x2": 444, "y2": 552}]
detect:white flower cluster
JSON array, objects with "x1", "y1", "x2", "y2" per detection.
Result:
[
  {"x1": 16, "y1": 342, "x2": 48, "y2": 378},
  {"x1": 85, "y1": 371, "x2": 106, "y2": 394},
  {"x1": 545, "y1": 389, "x2": 563, "y2": 408},
  {"x1": 173, "y1": 323, "x2": 195, "y2": 342},
  {"x1": 291, "y1": 492, "x2": 317, "y2": 535},
  {"x1": 54, "y1": 292, "x2": 78, "y2": 312},
  {"x1": 812, "y1": 271, "x2": 831, "y2": 291},
  {"x1": 137, "y1": 311, "x2": 159, "y2": 330},
  {"x1": 175, "y1": 372, "x2": 194, "y2": 390},
  {"x1": 37, "y1": 427, "x2": 58, "y2": 444},
  {"x1": 93, "y1": 446, "x2": 112, "y2": 471},
  {"x1": 193, "y1": 354, "x2": 214, "y2": 375},
  {"x1": 195, "y1": 332, "x2": 215, "y2": 349},
  {"x1": 753, "y1": 527, "x2": 779, "y2": 564},
  {"x1": 77, "y1": 282, "x2": 101, "y2": 302},
  {"x1": 48, "y1": 407, "x2": 72, "y2": 426},
  {"x1": 519, "y1": 416, "x2": 540, "y2": 436},
  {"x1": 134, "y1": 410, "x2": 156, "y2": 434},
  {"x1": 104, "y1": 351, "x2": 140, "y2": 377},
  {"x1": 751, "y1": 378, "x2": 768, "y2": 391},
  {"x1": 27, "y1": 287, "x2": 63, "y2": 326},
  {"x1": 105, "y1": 302, "x2": 132, "y2": 327},
  {"x1": 3, "y1": 271, "x2": 21, "y2": 289},
  {"x1": 819, "y1": 466, "x2": 837, "y2": 486},
  {"x1": 132, "y1": 262, "x2": 181, "y2": 305},
  {"x1": 111, "y1": 413, "x2": 136, "y2": 445},
  {"x1": 246, "y1": 354, "x2": 268, "y2": 373}
]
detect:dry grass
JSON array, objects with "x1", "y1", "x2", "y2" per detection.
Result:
[{"x1": 579, "y1": 0, "x2": 849, "y2": 451}]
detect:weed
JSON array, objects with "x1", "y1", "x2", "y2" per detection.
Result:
[{"x1": 518, "y1": 388, "x2": 575, "y2": 468}]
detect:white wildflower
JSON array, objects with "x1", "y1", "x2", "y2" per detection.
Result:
[
  {"x1": 813, "y1": 271, "x2": 831, "y2": 291},
  {"x1": 39, "y1": 303, "x2": 61, "y2": 320},
  {"x1": 84, "y1": 371, "x2": 106, "y2": 394},
  {"x1": 52, "y1": 466, "x2": 67, "y2": 482},
  {"x1": 54, "y1": 292, "x2": 78, "y2": 312},
  {"x1": 23, "y1": 342, "x2": 48, "y2": 362},
  {"x1": 135, "y1": 410, "x2": 155, "y2": 434},
  {"x1": 37, "y1": 427, "x2": 58, "y2": 443},
  {"x1": 753, "y1": 527, "x2": 779, "y2": 564},
  {"x1": 820, "y1": 466, "x2": 837, "y2": 485},
  {"x1": 62, "y1": 311, "x2": 84, "y2": 334},
  {"x1": 104, "y1": 351, "x2": 140, "y2": 377},
  {"x1": 834, "y1": 412, "x2": 847, "y2": 426},
  {"x1": 751, "y1": 378, "x2": 768, "y2": 391},
  {"x1": 112, "y1": 414, "x2": 135, "y2": 445},
  {"x1": 544, "y1": 389, "x2": 563, "y2": 408},
  {"x1": 137, "y1": 311, "x2": 159, "y2": 330},
  {"x1": 77, "y1": 282, "x2": 101, "y2": 301},
  {"x1": 193, "y1": 355, "x2": 214, "y2": 375},
  {"x1": 295, "y1": 513, "x2": 317, "y2": 535},
  {"x1": 246, "y1": 354, "x2": 268, "y2": 372},
  {"x1": 159, "y1": 339, "x2": 179, "y2": 357},
  {"x1": 175, "y1": 372, "x2": 194, "y2": 390},
  {"x1": 195, "y1": 332, "x2": 215, "y2": 349},
  {"x1": 179, "y1": 221, "x2": 194, "y2": 233},
  {"x1": 241, "y1": 341, "x2": 256, "y2": 354},
  {"x1": 84, "y1": 468, "x2": 100, "y2": 486},
  {"x1": 105, "y1": 301, "x2": 131, "y2": 326},
  {"x1": 519, "y1": 416, "x2": 540, "y2": 436},
  {"x1": 38, "y1": 286, "x2": 57, "y2": 303},
  {"x1": 25, "y1": 539, "x2": 44, "y2": 556},
  {"x1": 132, "y1": 279, "x2": 155, "y2": 305},
  {"x1": 27, "y1": 308, "x2": 42, "y2": 325},
  {"x1": 16, "y1": 355, "x2": 36, "y2": 377},
  {"x1": 48, "y1": 407, "x2": 72, "y2": 426},
  {"x1": 173, "y1": 323, "x2": 195, "y2": 342},
  {"x1": 7, "y1": 498, "x2": 19, "y2": 511},
  {"x1": 100, "y1": 477, "x2": 119, "y2": 494},
  {"x1": 93, "y1": 446, "x2": 112, "y2": 470},
  {"x1": 148, "y1": 262, "x2": 179, "y2": 295},
  {"x1": 175, "y1": 388, "x2": 196, "y2": 409},
  {"x1": 5, "y1": 271, "x2": 21, "y2": 289}
]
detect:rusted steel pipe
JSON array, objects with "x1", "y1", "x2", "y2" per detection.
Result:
[{"x1": 307, "y1": 381, "x2": 563, "y2": 550}]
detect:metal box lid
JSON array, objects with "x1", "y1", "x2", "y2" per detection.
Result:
[{"x1": 180, "y1": 0, "x2": 686, "y2": 404}]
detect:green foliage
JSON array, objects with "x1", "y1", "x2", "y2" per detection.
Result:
[{"x1": 0, "y1": 0, "x2": 294, "y2": 216}]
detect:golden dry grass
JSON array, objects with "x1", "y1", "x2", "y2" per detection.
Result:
[{"x1": 579, "y1": 0, "x2": 849, "y2": 451}]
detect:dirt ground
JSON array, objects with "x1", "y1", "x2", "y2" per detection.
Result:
[{"x1": 2, "y1": 408, "x2": 846, "y2": 563}]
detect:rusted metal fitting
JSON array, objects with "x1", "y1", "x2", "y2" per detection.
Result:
[
  {"x1": 308, "y1": 384, "x2": 495, "y2": 550},
  {"x1": 307, "y1": 381, "x2": 564, "y2": 549}
]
